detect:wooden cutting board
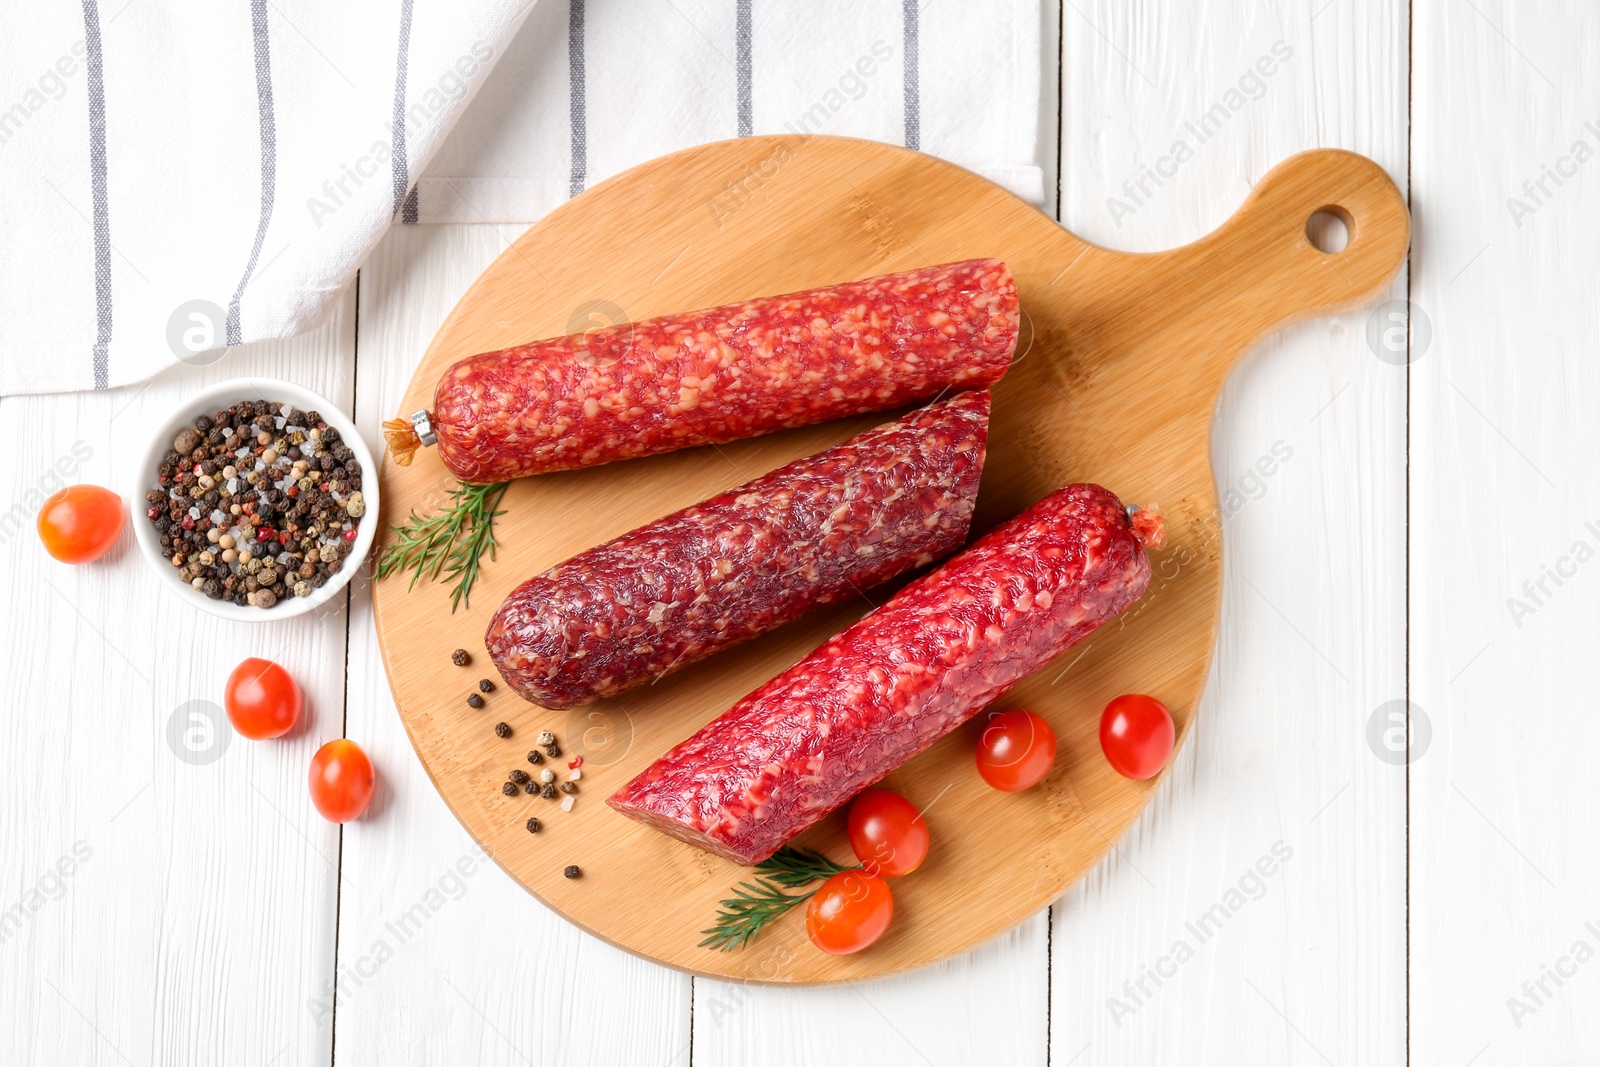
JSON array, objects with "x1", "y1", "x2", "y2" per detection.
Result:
[{"x1": 372, "y1": 135, "x2": 1407, "y2": 984}]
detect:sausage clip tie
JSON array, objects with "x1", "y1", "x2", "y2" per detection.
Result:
[{"x1": 381, "y1": 410, "x2": 436, "y2": 467}]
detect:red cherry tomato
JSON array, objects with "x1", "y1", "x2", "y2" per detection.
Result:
[
  {"x1": 847, "y1": 789, "x2": 930, "y2": 877},
  {"x1": 806, "y1": 870, "x2": 894, "y2": 955},
  {"x1": 975, "y1": 709, "x2": 1058, "y2": 791},
  {"x1": 37, "y1": 485, "x2": 123, "y2": 563},
  {"x1": 1099, "y1": 694, "x2": 1175, "y2": 780},
  {"x1": 224, "y1": 658, "x2": 302, "y2": 740},
  {"x1": 309, "y1": 739, "x2": 375, "y2": 823}
]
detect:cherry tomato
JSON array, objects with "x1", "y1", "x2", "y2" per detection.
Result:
[
  {"x1": 37, "y1": 484, "x2": 122, "y2": 563},
  {"x1": 805, "y1": 870, "x2": 894, "y2": 955},
  {"x1": 224, "y1": 658, "x2": 303, "y2": 740},
  {"x1": 975, "y1": 709, "x2": 1058, "y2": 791},
  {"x1": 847, "y1": 789, "x2": 930, "y2": 877},
  {"x1": 309, "y1": 739, "x2": 375, "y2": 823},
  {"x1": 1099, "y1": 694, "x2": 1175, "y2": 780}
]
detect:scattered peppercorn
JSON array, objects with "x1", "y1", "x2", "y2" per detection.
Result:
[
  {"x1": 509, "y1": 769, "x2": 531, "y2": 785},
  {"x1": 540, "y1": 783, "x2": 558, "y2": 799},
  {"x1": 525, "y1": 818, "x2": 542, "y2": 833},
  {"x1": 500, "y1": 781, "x2": 518, "y2": 797},
  {"x1": 478, "y1": 678, "x2": 495, "y2": 693},
  {"x1": 467, "y1": 693, "x2": 485, "y2": 709},
  {"x1": 559, "y1": 781, "x2": 578, "y2": 795},
  {"x1": 536, "y1": 730, "x2": 556, "y2": 746},
  {"x1": 494, "y1": 722, "x2": 512, "y2": 738},
  {"x1": 524, "y1": 780, "x2": 539, "y2": 795},
  {"x1": 544, "y1": 743, "x2": 562, "y2": 758},
  {"x1": 451, "y1": 648, "x2": 471, "y2": 666},
  {"x1": 526, "y1": 750, "x2": 544, "y2": 765},
  {"x1": 538, "y1": 769, "x2": 556, "y2": 784},
  {"x1": 563, "y1": 865, "x2": 581, "y2": 879}
]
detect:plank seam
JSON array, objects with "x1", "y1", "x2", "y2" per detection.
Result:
[
  {"x1": 1404, "y1": 0, "x2": 1414, "y2": 1060},
  {"x1": 328, "y1": 269, "x2": 361, "y2": 1066}
]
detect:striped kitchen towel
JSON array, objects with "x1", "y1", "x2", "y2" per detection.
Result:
[{"x1": 0, "y1": 0, "x2": 1042, "y2": 395}]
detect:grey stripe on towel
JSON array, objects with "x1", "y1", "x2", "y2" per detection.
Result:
[
  {"x1": 569, "y1": 0, "x2": 586, "y2": 196},
  {"x1": 902, "y1": 0, "x2": 920, "y2": 150},
  {"x1": 227, "y1": 0, "x2": 277, "y2": 346},
  {"x1": 735, "y1": 0, "x2": 752, "y2": 136},
  {"x1": 81, "y1": 0, "x2": 112, "y2": 389},
  {"x1": 392, "y1": 0, "x2": 416, "y2": 221}
]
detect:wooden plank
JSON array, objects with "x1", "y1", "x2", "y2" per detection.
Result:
[
  {"x1": 0, "y1": 294, "x2": 356, "y2": 1065},
  {"x1": 695, "y1": 918, "x2": 1048, "y2": 1067},
  {"x1": 700, "y1": 8, "x2": 1062, "y2": 1055},
  {"x1": 1052, "y1": 2, "x2": 1409, "y2": 1063},
  {"x1": 336, "y1": 224, "x2": 691, "y2": 1065},
  {"x1": 1410, "y1": 2, "x2": 1600, "y2": 1062}
]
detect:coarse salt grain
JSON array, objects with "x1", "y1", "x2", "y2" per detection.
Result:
[{"x1": 561, "y1": 795, "x2": 575, "y2": 812}]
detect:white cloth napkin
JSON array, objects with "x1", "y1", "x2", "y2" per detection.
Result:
[{"x1": 0, "y1": 0, "x2": 1042, "y2": 396}]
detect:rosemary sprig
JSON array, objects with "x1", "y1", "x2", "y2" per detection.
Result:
[
  {"x1": 376, "y1": 481, "x2": 509, "y2": 611},
  {"x1": 699, "y1": 848, "x2": 860, "y2": 951},
  {"x1": 756, "y1": 847, "x2": 860, "y2": 888}
]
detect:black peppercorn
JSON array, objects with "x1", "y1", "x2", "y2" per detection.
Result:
[
  {"x1": 525, "y1": 780, "x2": 539, "y2": 794},
  {"x1": 494, "y1": 722, "x2": 511, "y2": 738},
  {"x1": 544, "y1": 743, "x2": 562, "y2": 759},
  {"x1": 467, "y1": 694, "x2": 484, "y2": 709},
  {"x1": 509, "y1": 769, "x2": 530, "y2": 785},
  {"x1": 559, "y1": 781, "x2": 578, "y2": 795},
  {"x1": 451, "y1": 649, "x2": 471, "y2": 666},
  {"x1": 525, "y1": 818, "x2": 542, "y2": 833},
  {"x1": 526, "y1": 750, "x2": 543, "y2": 765},
  {"x1": 478, "y1": 679, "x2": 494, "y2": 693},
  {"x1": 563, "y1": 865, "x2": 581, "y2": 879},
  {"x1": 540, "y1": 783, "x2": 558, "y2": 799},
  {"x1": 501, "y1": 781, "x2": 518, "y2": 797}
]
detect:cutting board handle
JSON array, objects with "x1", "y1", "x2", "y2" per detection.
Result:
[
  {"x1": 1067, "y1": 149, "x2": 1410, "y2": 388},
  {"x1": 1182, "y1": 148, "x2": 1411, "y2": 340}
]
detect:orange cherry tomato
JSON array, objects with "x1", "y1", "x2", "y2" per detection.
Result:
[
  {"x1": 224, "y1": 658, "x2": 302, "y2": 740},
  {"x1": 975, "y1": 709, "x2": 1058, "y2": 791},
  {"x1": 309, "y1": 739, "x2": 375, "y2": 823},
  {"x1": 806, "y1": 870, "x2": 894, "y2": 955},
  {"x1": 847, "y1": 789, "x2": 930, "y2": 877},
  {"x1": 37, "y1": 484, "x2": 122, "y2": 563},
  {"x1": 1099, "y1": 694, "x2": 1175, "y2": 780}
]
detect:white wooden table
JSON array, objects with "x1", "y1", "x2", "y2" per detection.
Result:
[{"x1": 4, "y1": 2, "x2": 1592, "y2": 1063}]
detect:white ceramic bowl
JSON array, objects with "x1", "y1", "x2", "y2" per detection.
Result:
[{"x1": 130, "y1": 377, "x2": 380, "y2": 622}]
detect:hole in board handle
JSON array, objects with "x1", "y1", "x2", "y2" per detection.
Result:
[{"x1": 1306, "y1": 205, "x2": 1354, "y2": 254}]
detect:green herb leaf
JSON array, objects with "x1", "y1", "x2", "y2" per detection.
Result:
[
  {"x1": 755, "y1": 847, "x2": 859, "y2": 887},
  {"x1": 699, "y1": 849, "x2": 861, "y2": 951},
  {"x1": 376, "y1": 480, "x2": 509, "y2": 611},
  {"x1": 699, "y1": 878, "x2": 815, "y2": 952}
]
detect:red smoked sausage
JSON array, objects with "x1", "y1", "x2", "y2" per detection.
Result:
[
  {"x1": 485, "y1": 391, "x2": 991, "y2": 709},
  {"x1": 391, "y1": 260, "x2": 1017, "y2": 483},
  {"x1": 609, "y1": 483, "x2": 1164, "y2": 865}
]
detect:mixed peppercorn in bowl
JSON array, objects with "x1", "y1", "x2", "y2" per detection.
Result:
[{"x1": 130, "y1": 378, "x2": 380, "y2": 621}]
